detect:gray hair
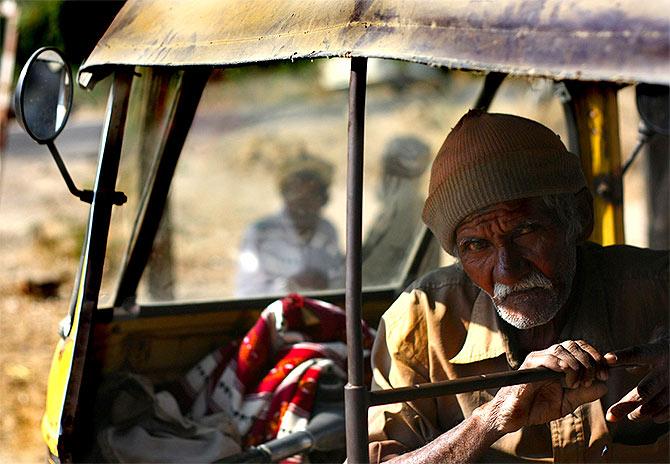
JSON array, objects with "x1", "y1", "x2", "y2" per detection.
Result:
[{"x1": 538, "y1": 193, "x2": 583, "y2": 241}]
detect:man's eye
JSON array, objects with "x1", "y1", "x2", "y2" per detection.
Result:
[{"x1": 461, "y1": 239, "x2": 488, "y2": 252}]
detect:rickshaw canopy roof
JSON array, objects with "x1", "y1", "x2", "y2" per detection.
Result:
[{"x1": 79, "y1": 0, "x2": 670, "y2": 87}]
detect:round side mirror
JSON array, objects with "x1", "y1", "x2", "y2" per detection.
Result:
[{"x1": 14, "y1": 47, "x2": 73, "y2": 143}]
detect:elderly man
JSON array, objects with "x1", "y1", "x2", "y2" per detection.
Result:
[{"x1": 368, "y1": 110, "x2": 669, "y2": 463}]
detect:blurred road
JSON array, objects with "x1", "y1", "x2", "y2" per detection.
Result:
[{"x1": 5, "y1": 118, "x2": 103, "y2": 158}]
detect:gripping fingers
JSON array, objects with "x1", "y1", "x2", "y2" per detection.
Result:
[
  {"x1": 522, "y1": 341, "x2": 606, "y2": 389},
  {"x1": 637, "y1": 369, "x2": 667, "y2": 404},
  {"x1": 607, "y1": 371, "x2": 669, "y2": 422},
  {"x1": 575, "y1": 339, "x2": 608, "y2": 381},
  {"x1": 549, "y1": 345, "x2": 581, "y2": 388},
  {"x1": 606, "y1": 387, "x2": 641, "y2": 422},
  {"x1": 558, "y1": 340, "x2": 604, "y2": 387},
  {"x1": 605, "y1": 334, "x2": 669, "y2": 423},
  {"x1": 608, "y1": 386, "x2": 669, "y2": 423}
]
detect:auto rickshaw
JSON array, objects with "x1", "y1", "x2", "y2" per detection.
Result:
[{"x1": 13, "y1": 1, "x2": 669, "y2": 462}]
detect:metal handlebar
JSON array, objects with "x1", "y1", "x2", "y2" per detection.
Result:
[
  {"x1": 369, "y1": 366, "x2": 560, "y2": 407},
  {"x1": 369, "y1": 364, "x2": 636, "y2": 407}
]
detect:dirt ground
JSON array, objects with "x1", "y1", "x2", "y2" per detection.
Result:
[
  {"x1": 0, "y1": 67, "x2": 650, "y2": 463},
  {"x1": 0, "y1": 141, "x2": 94, "y2": 462}
]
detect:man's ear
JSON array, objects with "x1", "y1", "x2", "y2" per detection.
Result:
[{"x1": 575, "y1": 188, "x2": 594, "y2": 241}]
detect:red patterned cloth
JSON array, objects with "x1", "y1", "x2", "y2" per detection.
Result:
[{"x1": 169, "y1": 294, "x2": 375, "y2": 462}]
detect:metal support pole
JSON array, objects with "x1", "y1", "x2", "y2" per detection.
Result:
[{"x1": 344, "y1": 56, "x2": 369, "y2": 464}]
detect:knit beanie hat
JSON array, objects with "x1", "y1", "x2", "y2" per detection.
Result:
[{"x1": 422, "y1": 109, "x2": 587, "y2": 255}]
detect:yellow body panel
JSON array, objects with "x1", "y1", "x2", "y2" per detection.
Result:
[
  {"x1": 93, "y1": 308, "x2": 262, "y2": 382},
  {"x1": 41, "y1": 254, "x2": 88, "y2": 458},
  {"x1": 42, "y1": 337, "x2": 74, "y2": 457}
]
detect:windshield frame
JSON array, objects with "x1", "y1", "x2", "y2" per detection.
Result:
[{"x1": 111, "y1": 67, "x2": 210, "y2": 308}]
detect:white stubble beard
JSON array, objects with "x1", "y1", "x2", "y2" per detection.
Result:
[
  {"x1": 492, "y1": 271, "x2": 561, "y2": 329},
  {"x1": 490, "y1": 247, "x2": 577, "y2": 330}
]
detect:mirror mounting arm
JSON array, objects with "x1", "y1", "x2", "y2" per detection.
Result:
[
  {"x1": 622, "y1": 121, "x2": 656, "y2": 175},
  {"x1": 45, "y1": 140, "x2": 127, "y2": 206}
]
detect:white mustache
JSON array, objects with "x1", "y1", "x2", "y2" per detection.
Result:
[{"x1": 493, "y1": 272, "x2": 553, "y2": 304}]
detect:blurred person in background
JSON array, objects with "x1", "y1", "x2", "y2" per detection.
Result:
[
  {"x1": 236, "y1": 149, "x2": 344, "y2": 296},
  {"x1": 362, "y1": 135, "x2": 440, "y2": 286}
]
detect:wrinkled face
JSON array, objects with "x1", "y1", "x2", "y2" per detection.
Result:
[{"x1": 455, "y1": 198, "x2": 577, "y2": 329}]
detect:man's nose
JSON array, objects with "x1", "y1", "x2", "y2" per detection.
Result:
[{"x1": 493, "y1": 245, "x2": 527, "y2": 285}]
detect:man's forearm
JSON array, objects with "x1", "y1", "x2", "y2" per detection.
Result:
[{"x1": 383, "y1": 402, "x2": 503, "y2": 464}]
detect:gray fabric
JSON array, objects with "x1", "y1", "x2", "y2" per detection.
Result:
[
  {"x1": 95, "y1": 373, "x2": 241, "y2": 463},
  {"x1": 236, "y1": 210, "x2": 344, "y2": 296}
]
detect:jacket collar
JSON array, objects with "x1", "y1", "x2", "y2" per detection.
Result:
[{"x1": 449, "y1": 290, "x2": 507, "y2": 365}]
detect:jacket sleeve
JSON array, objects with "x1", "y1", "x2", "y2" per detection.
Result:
[{"x1": 367, "y1": 290, "x2": 444, "y2": 463}]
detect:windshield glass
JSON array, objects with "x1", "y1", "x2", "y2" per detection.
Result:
[
  {"x1": 98, "y1": 68, "x2": 185, "y2": 306},
  {"x1": 107, "y1": 59, "x2": 573, "y2": 304}
]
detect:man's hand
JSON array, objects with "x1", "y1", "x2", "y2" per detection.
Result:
[
  {"x1": 289, "y1": 268, "x2": 329, "y2": 290},
  {"x1": 605, "y1": 332, "x2": 669, "y2": 424},
  {"x1": 482, "y1": 340, "x2": 609, "y2": 435}
]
